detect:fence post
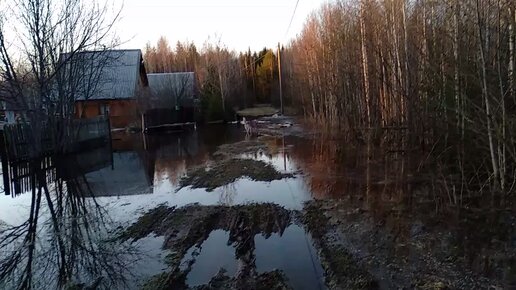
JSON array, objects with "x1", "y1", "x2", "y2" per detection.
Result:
[
  {"x1": 141, "y1": 112, "x2": 146, "y2": 133},
  {"x1": 0, "y1": 130, "x2": 10, "y2": 196},
  {"x1": 106, "y1": 116, "x2": 114, "y2": 170}
]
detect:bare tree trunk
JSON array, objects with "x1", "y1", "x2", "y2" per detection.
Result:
[
  {"x1": 218, "y1": 67, "x2": 226, "y2": 115},
  {"x1": 510, "y1": 6, "x2": 515, "y2": 105},
  {"x1": 496, "y1": 0, "x2": 506, "y2": 193},
  {"x1": 420, "y1": 0, "x2": 429, "y2": 133},
  {"x1": 476, "y1": 0, "x2": 500, "y2": 191},
  {"x1": 454, "y1": 0, "x2": 462, "y2": 136},
  {"x1": 360, "y1": 0, "x2": 371, "y2": 127},
  {"x1": 400, "y1": 0, "x2": 412, "y2": 148}
]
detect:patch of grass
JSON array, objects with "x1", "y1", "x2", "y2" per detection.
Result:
[
  {"x1": 237, "y1": 106, "x2": 279, "y2": 117},
  {"x1": 255, "y1": 270, "x2": 292, "y2": 290},
  {"x1": 178, "y1": 159, "x2": 294, "y2": 191},
  {"x1": 0, "y1": 220, "x2": 8, "y2": 232},
  {"x1": 414, "y1": 280, "x2": 449, "y2": 290},
  {"x1": 214, "y1": 140, "x2": 268, "y2": 158},
  {"x1": 194, "y1": 269, "x2": 292, "y2": 290},
  {"x1": 283, "y1": 106, "x2": 299, "y2": 116},
  {"x1": 142, "y1": 272, "x2": 170, "y2": 290},
  {"x1": 142, "y1": 271, "x2": 188, "y2": 290},
  {"x1": 303, "y1": 201, "x2": 330, "y2": 239}
]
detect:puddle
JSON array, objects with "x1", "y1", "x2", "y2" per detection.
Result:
[
  {"x1": 177, "y1": 225, "x2": 325, "y2": 289},
  {"x1": 128, "y1": 235, "x2": 169, "y2": 289},
  {"x1": 255, "y1": 225, "x2": 325, "y2": 290},
  {"x1": 181, "y1": 230, "x2": 237, "y2": 287}
]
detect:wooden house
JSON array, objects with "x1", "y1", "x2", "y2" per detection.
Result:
[{"x1": 72, "y1": 49, "x2": 149, "y2": 129}]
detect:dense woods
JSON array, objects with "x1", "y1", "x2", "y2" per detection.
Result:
[{"x1": 281, "y1": 0, "x2": 516, "y2": 205}]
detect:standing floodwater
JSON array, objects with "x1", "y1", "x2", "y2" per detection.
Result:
[{"x1": 1, "y1": 122, "x2": 514, "y2": 289}]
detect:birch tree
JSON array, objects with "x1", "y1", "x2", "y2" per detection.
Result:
[{"x1": 283, "y1": 0, "x2": 516, "y2": 201}]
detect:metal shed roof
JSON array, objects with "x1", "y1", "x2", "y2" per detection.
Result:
[
  {"x1": 64, "y1": 49, "x2": 145, "y2": 101},
  {"x1": 147, "y1": 72, "x2": 195, "y2": 97}
]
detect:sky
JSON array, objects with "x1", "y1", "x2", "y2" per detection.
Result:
[{"x1": 112, "y1": 0, "x2": 327, "y2": 52}]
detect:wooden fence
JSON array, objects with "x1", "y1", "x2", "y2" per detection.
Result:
[{"x1": 0, "y1": 116, "x2": 112, "y2": 196}]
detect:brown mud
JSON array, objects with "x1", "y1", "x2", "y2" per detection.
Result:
[
  {"x1": 122, "y1": 195, "x2": 513, "y2": 290},
  {"x1": 304, "y1": 199, "x2": 514, "y2": 289},
  {"x1": 122, "y1": 201, "x2": 386, "y2": 290},
  {"x1": 303, "y1": 202, "x2": 377, "y2": 290}
]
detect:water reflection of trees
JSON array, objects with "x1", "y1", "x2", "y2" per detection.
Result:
[
  {"x1": 288, "y1": 134, "x2": 412, "y2": 202},
  {"x1": 218, "y1": 184, "x2": 237, "y2": 205},
  {"x1": 148, "y1": 127, "x2": 244, "y2": 188},
  {"x1": 289, "y1": 133, "x2": 515, "y2": 284},
  {"x1": 148, "y1": 132, "x2": 209, "y2": 187},
  {"x1": 0, "y1": 153, "x2": 138, "y2": 289}
]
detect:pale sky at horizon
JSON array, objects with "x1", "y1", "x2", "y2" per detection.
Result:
[{"x1": 113, "y1": 0, "x2": 328, "y2": 52}]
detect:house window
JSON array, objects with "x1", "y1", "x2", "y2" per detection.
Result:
[{"x1": 100, "y1": 104, "x2": 110, "y2": 116}]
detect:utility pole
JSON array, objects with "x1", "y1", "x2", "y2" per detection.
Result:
[{"x1": 277, "y1": 43, "x2": 284, "y2": 115}]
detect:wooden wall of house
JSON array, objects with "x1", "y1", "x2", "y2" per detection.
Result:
[{"x1": 75, "y1": 99, "x2": 138, "y2": 129}]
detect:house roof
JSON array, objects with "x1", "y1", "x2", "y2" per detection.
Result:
[
  {"x1": 63, "y1": 49, "x2": 147, "y2": 101},
  {"x1": 147, "y1": 72, "x2": 195, "y2": 98},
  {"x1": 146, "y1": 72, "x2": 196, "y2": 108}
]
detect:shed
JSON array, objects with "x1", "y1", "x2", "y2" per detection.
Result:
[
  {"x1": 143, "y1": 72, "x2": 198, "y2": 131},
  {"x1": 147, "y1": 72, "x2": 196, "y2": 109}
]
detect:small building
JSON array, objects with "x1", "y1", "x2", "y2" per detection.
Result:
[
  {"x1": 0, "y1": 79, "x2": 39, "y2": 124},
  {"x1": 143, "y1": 72, "x2": 197, "y2": 131},
  {"x1": 72, "y1": 49, "x2": 149, "y2": 129}
]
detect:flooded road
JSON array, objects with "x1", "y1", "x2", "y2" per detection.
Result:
[
  {"x1": 1, "y1": 122, "x2": 514, "y2": 289},
  {"x1": 0, "y1": 124, "x2": 322, "y2": 289}
]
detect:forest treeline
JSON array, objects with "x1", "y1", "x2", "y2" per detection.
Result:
[
  {"x1": 144, "y1": 0, "x2": 516, "y2": 204},
  {"x1": 143, "y1": 38, "x2": 282, "y2": 121},
  {"x1": 280, "y1": 0, "x2": 516, "y2": 204}
]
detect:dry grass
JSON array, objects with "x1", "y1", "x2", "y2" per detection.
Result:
[
  {"x1": 237, "y1": 106, "x2": 279, "y2": 117},
  {"x1": 213, "y1": 140, "x2": 269, "y2": 158},
  {"x1": 178, "y1": 158, "x2": 293, "y2": 191}
]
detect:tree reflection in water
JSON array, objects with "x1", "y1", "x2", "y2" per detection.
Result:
[{"x1": 0, "y1": 154, "x2": 139, "y2": 289}]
